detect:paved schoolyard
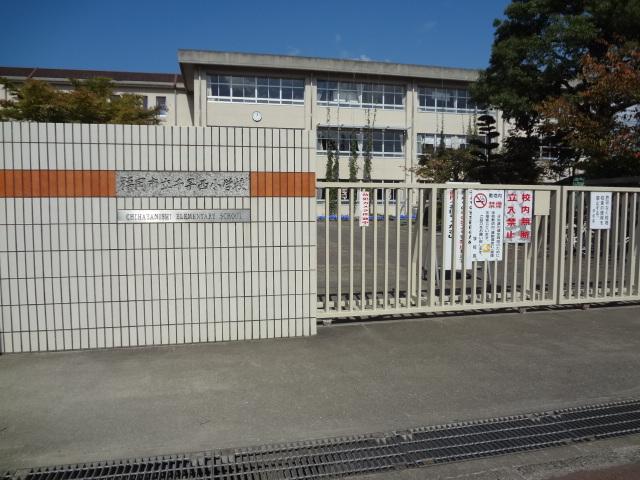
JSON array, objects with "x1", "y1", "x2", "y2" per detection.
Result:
[{"x1": 1, "y1": 304, "x2": 640, "y2": 471}]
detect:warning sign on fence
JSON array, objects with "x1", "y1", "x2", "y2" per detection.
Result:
[
  {"x1": 589, "y1": 192, "x2": 612, "y2": 229},
  {"x1": 359, "y1": 190, "x2": 370, "y2": 227},
  {"x1": 466, "y1": 189, "x2": 505, "y2": 262},
  {"x1": 504, "y1": 190, "x2": 533, "y2": 243}
]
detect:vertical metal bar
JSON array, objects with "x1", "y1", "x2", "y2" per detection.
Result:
[
  {"x1": 440, "y1": 189, "x2": 447, "y2": 307},
  {"x1": 405, "y1": 188, "x2": 412, "y2": 308},
  {"x1": 372, "y1": 188, "x2": 378, "y2": 310},
  {"x1": 522, "y1": 240, "x2": 529, "y2": 302},
  {"x1": 576, "y1": 191, "x2": 585, "y2": 299},
  {"x1": 531, "y1": 216, "x2": 539, "y2": 301},
  {"x1": 541, "y1": 215, "x2": 549, "y2": 300},
  {"x1": 395, "y1": 188, "x2": 401, "y2": 308},
  {"x1": 620, "y1": 192, "x2": 629, "y2": 297},
  {"x1": 551, "y1": 188, "x2": 562, "y2": 304},
  {"x1": 595, "y1": 229, "x2": 602, "y2": 298},
  {"x1": 337, "y1": 187, "x2": 342, "y2": 312},
  {"x1": 384, "y1": 188, "x2": 389, "y2": 309},
  {"x1": 361, "y1": 188, "x2": 367, "y2": 310},
  {"x1": 481, "y1": 261, "x2": 488, "y2": 304},
  {"x1": 417, "y1": 189, "x2": 424, "y2": 307},
  {"x1": 502, "y1": 241, "x2": 509, "y2": 303},
  {"x1": 512, "y1": 242, "x2": 519, "y2": 303},
  {"x1": 630, "y1": 193, "x2": 638, "y2": 296},
  {"x1": 603, "y1": 198, "x2": 611, "y2": 297},
  {"x1": 585, "y1": 194, "x2": 593, "y2": 298},
  {"x1": 461, "y1": 190, "x2": 468, "y2": 306},
  {"x1": 324, "y1": 187, "x2": 330, "y2": 313},
  {"x1": 349, "y1": 188, "x2": 355, "y2": 310},
  {"x1": 450, "y1": 190, "x2": 460, "y2": 305},
  {"x1": 567, "y1": 191, "x2": 576, "y2": 299},
  {"x1": 612, "y1": 193, "x2": 620, "y2": 297},
  {"x1": 428, "y1": 188, "x2": 438, "y2": 308}
]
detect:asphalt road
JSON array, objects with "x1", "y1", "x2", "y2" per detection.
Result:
[{"x1": 2, "y1": 304, "x2": 640, "y2": 470}]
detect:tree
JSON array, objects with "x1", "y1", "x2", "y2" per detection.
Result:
[
  {"x1": 324, "y1": 140, "x2": 339, "y2": 214},
  {"x1": 495, "y1": 136, "x2": 544, "y2": 183},
  {"x1": 348, "y1": 134, "x2": 359, "y2": 181},
  {"x1": 470, "y1": 0, "x2": 640, "y2": 180},
  {"x1": 467, "y1": 114, "x2": 501, "y2": 183},
  {"x1": 362, "y1": 109, "x2": 376, "y2": 182},
  {"x1": 414, "y1": 130, "x2": 471, "y2": 183},
  {"x1": 472, "y1": 0, "x2": 640, "y2": 133},
  {"x1": 537, "y1": 42, "x2": 640, "y2": 178},
  {"x1": 0, "y1": 77, "x2": 160, "y2": 124}
]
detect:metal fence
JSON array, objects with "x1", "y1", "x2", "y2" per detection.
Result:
[
  {"x1": 317, "y1": 183, "x2": 562, "y2": 318},
  {"x1": 559, "y1": 187, "x2": 640, "y2": 304}
]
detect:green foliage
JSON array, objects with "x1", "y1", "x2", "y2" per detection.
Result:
[
  {"x1": 494, "y1": 135, "x2": 543, "y2": 184},
  {"x1": 467, "y1": 114, "x2": 501, "y2": 183},
  {"x1": 537, "y1": 42, "x2": 640, "y2": 179},
  {"x1": 471, "y1": 0, "x2": 640, "y2": 181},
  {"x1": 471, "y1": 0, "x2": 640, "y2": 132},
  {"x1": 0, "y1": 77, "x2": 160, "y2": 124},
  {"x1": 348, "y1": 136, "x2": 359, "y2": 181},
  {"x1": 362, "y1": 109, "x2": 376, "y2": 182},
  {"x1": 324, "y1": 141, "x2": 339, "y2": 214},
  {"x1": 415, "y1": 143, "x2": 472, "y2": 183}
]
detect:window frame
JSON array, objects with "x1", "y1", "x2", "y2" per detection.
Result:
[
  {"x1": 417, "y1": 86, "x2": 478, "y2": 114},
  {"x1": 207, "y1": 74, "x2": 305, "y2": 105},
  {"x1": 317, "y1": 80, "x2": 405, "y2": 110},
  {"x1": 416, "y1": 132, "x2": 469, "y2": 155},
  {"x1": 317, "y1": 127, "x2": 405, "y2": 158},
  {"x1": 155, "y1": 96, "x2": 168, "y2": 116}
]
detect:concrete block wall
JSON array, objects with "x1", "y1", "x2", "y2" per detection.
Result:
[{"x1": 0, "y1": 122, "x2": 317, "y2": 352}]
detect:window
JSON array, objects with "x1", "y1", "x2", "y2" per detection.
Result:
[
  {"x1": 417, "y1": 133, "x2": 469, "y2": 155},
  {"x1": 156, "y1": 96, "x2": 168, "y2": 116},
  {"x1": 317, "y1": 128, "x2": 404, "y2": 157},
  {"x1": 208, "y1": 75, "x2": 304, "y2": 104},
  {"x1": 141, "y1": 96, "x2": 148, "y2": 109},
  {"x1": 418, "y1": 87, "x2": 478, "y2": 113},
  {"x1": 317, "y1": 81, "x2": 404, "y2": 110}
]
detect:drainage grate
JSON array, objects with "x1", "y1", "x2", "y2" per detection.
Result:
[{"x1": 8, "y1": 399, "x2": 640, "y2": 480}]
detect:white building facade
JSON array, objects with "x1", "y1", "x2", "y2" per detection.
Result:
[{"x1": 1, "y1": 50, "x2": 511, "y2": 183}]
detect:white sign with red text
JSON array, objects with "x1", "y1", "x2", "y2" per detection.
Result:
[
  {"x1": 359, "y1": 190, "x2": 370, "y2": 227},
  {"x1": 466, "y1": 189, "x2": 505, "y2": 262},
  {"x1": 504, "y1": 190, "x2": 533, "y2": 243}
]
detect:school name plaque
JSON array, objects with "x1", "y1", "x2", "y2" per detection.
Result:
[
  {"x1": 117, "y1": 209, "x2": 251, "y2": 223},
  {"x1": 116, "y1": 171, "x2": 249, "y2": 197}
]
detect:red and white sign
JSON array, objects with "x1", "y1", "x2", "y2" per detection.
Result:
[
  {"x1": 504, "y1": 190, "x2": 533, "y2": 243},
  {"x1": 359, "y1": 190, "x2": 370, "y2": 227},
  {"x1": 466, "y1": 189, "x2": 504, "y2": 262}
]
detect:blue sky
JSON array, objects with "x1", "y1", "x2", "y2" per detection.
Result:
[{"x1": 0, "y1": 0, "x2": 510, "y2": 73}]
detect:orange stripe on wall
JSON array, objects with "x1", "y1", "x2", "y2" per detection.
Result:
[
  {"x1": 0, "y1": 170, "x2": 116, "y2": 197},
  {"x1": 250, "y1": 172, "x2": 316, "y2": 197}
]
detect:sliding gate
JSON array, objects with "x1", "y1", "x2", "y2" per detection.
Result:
[
  {"x1": 317, "y1": 182, "x2": 562, "y2": 318},
  {"x1": 559, "y1": 187, "x2": 640, "y2": 304}
]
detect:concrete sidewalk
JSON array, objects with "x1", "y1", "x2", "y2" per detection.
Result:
[{"x1": 1, "y1": 305, "x2": 640, "y2": 471}]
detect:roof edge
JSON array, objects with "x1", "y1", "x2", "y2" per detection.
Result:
[{"x1": 177, "y1": 49, "x2": 481, "y2": 82}]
